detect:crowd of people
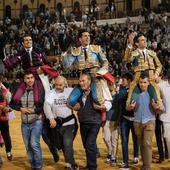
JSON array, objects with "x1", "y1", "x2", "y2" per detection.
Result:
[
  {"x1": 0, "y1": 3, "x2": 169, "y2": 78},
  {"x1": 0, "y1": 2, "x2": 169, "y2": 170}
]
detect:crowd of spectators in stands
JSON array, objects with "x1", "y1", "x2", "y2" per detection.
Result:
[
  {"x1": 0, "y1": 2, "x2": 169, "y2": 170},
  {"x1": 0, "y1": 2, "x2": 169, "y2": 82}
]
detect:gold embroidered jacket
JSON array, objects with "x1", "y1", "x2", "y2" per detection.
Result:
[
  {"x1": 123, "y1": 48, "x2": 162, "y2": 75},
  {"x1": 63, "y1": 45, "x2": 108, "y2": 75}
]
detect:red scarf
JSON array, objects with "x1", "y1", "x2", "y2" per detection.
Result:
[{"x1": 13, "y1": 79, "x2": 43, "y2": 105}]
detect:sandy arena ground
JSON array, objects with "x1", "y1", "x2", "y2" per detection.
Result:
[{"x1": 0, "y1": 112, "x2": 170, "y2": 170}]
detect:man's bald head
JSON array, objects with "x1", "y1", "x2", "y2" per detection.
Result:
[
  {"x1": 54, "y1": 76, "x2": 67, "y2": 92},
  {"x1": 55, "y1": 76, "x2": 65, "y2": 83}
]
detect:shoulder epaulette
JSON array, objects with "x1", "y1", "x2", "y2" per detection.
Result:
[
  {"x1": 90, "y1": 45, "x2": 100, "y2": 53},
  {"x1": 72, "y1": 47, "x2": 81, "y2": 56},
  {"x1": 148, "y1": 49, "x2": 156, "y2": 56},
  {"x1": 131, "y1": 50, "x2": 139, "y2": 56}
]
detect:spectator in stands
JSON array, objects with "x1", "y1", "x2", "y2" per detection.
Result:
[
  {"x1": 148, "y1": 10, "x2": 155, "y2": 28},
  {"x1": 108, "y1": 0, "x2": 116, "y2": 19},
  {"x1": 0, "y1": 3, "x2": 168, "y2": 86}
]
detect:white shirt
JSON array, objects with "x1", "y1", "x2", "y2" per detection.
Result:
[
  {"x1": 158, "y1": 80, "x2": 170, "y2": 122},
  {"x1": 81, "y1": 45, "x2": 89, "y2": 52},
  {"x1": 25, "y1": 47, "x2": 33, "y2": 53},
  {"x1": 44, "y1": 87, "x2": 74, "y2": 126},
  {"x1": 138, "y1": 48, "x2": 147, "y2": 60}
]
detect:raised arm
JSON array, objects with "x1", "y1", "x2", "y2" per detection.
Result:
[
  {"x1": 123, "y1": 31, "x2": 135, "y2": 63},
  {"x1": 123, "y1": 46, "x2": 134, "y2": 63}
]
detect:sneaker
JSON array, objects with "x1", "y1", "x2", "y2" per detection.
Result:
[
  {"x1": 7, "y1": 152, "x2": 13, "y2": 161},
  {"x1": 65, "y1": 163, "x2": 79, "y2": 170},
  {"x1": 110, "y1": 158, "x2": 116, "y2": 166},
  {"x1": 156, "y1": 158, "x2": 164, "y2": 163},
  {"x1": 52, "y1": 152, "x2": 59, "y2": 163},
  {"x1": 71, "y1": 164, "x2": 79, "y2": 170},
  {"x1": 105, "y1": 154, "x2": 111, "y2": 163},
  {"x1": 133, "y1": 157, "x2": 139, "y2": 164},
  {"x1": 119, "y1": 163, "x2": 129, "y2": 170}
]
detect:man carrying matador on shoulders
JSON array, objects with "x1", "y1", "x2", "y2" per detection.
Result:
[
  {"x1": 62, "y1": 29, "x2": 115, "y2": 120},
  {"x1": 124, "y1": 31, "x2": 163, "y2": 113}
]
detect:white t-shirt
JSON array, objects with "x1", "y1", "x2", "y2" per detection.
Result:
[
  {"x1": 44, "y1": 87, "x2": 74, "y2": 126},
  {"x1": 158, "y1": 80, "x2": 170, "y2": 123}
]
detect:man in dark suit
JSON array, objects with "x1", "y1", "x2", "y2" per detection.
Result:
[
  {"x1": 2, "y1": 34, "x2": 48, "y2": 73},
  {"x1": 2, "y1": 34, "x2": 59, "y2": 162}
]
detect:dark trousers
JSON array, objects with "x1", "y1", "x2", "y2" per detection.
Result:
[
  {"x1": 42, "y1": 120, "x2": 57, "y2": 155},
  {"x1": 80, "y1": 123, "x2": 100, "y2": 170},
  {"x1": 0, "y1": 121, "x2": 12, "y2": 153},
  {"x1": 120, "y1": 117, "x2": 139, "y2": 166},
  {"x1": 58, "y1": 124, "x2": 76, "y2": 165},
  {"x1": 155, "y1": 118, "x2": 168, "y2": 160}
]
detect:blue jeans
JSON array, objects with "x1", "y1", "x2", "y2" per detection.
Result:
[
  {"x1": 120, "y1": 117, "x2": 139, "y2": 166},
  {"x1": 21, "y1": 120, "x2": 43, "y2": 169},
  {"x1": 80, "y1": 123, "x2": 101, "y2": 170}
]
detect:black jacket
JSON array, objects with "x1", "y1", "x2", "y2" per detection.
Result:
[{"x1": 78, "y1": 92, "x2": 102, "y2": 125}]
